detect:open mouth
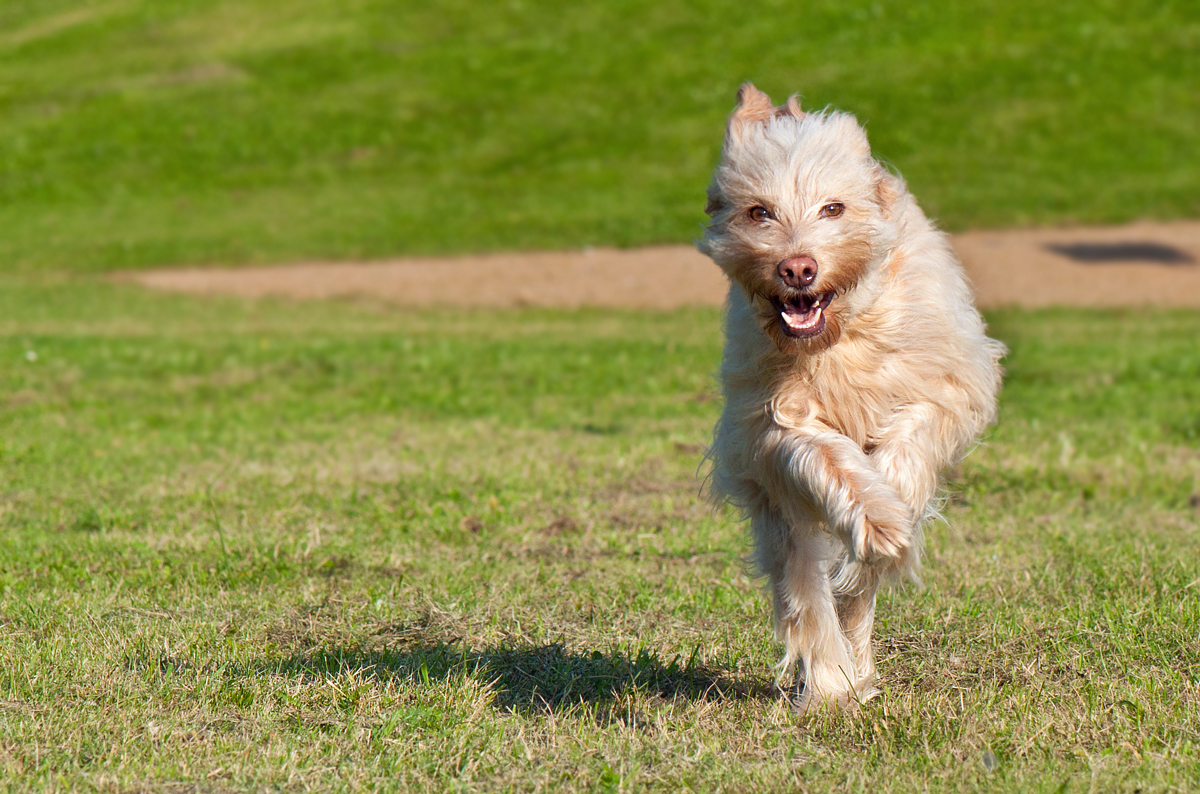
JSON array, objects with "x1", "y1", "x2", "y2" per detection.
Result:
[{"x1": 773, "y1": 292, "x2": 833, "y2": 339}]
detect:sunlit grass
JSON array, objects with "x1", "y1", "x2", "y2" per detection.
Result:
[{"x1": 1, "y1": 279, "x2": 1198, "y2": 790}]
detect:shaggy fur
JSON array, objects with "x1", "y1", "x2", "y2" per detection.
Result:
[{"x1": 699, "y1": 83, "x2": 1005, "y2": 712}]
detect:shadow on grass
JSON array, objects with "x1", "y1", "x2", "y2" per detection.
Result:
[
  {"x1": 1045, "y1": 241, "x2": 1195, "y2": 265},
  {"x1": 256, "y1": 641, "x2": 772, "y2": 714}
]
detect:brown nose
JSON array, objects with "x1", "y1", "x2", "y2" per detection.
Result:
[{"x1": 777, "y1": 256, "x2": 818, "y2": 288}]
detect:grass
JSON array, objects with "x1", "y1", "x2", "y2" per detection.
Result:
[
  {"x1": 1, "y1": 277, "x2": 1199, "y2": 791},
  {"x1": 0, "y1": 0, "x2": 1197, "y2": 272},
  {"x1": 3, "y1": 2, "x2": 1198, "y2": 790}
]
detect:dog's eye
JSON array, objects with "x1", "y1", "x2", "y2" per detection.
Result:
[
  {"x1": 819, "y1": 203, "x2": 844, "y2": 219},
  {"x1": 748, "y1": 206, "x2": 771, "y2": 223}
]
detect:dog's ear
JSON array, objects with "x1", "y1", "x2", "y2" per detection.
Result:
[
  {"x1": 874, "y1": 168, "x2": 906, "y2": 220},
  {"x1": 726, "y1": 82, "x2": 775, "y2": 144},
  {"x1": 704, "y1": 184, "x2": 725, "y2": 216},
  {"x1": 775, "y1": 94, "x2": 804, "y2": 120},
  {"x1": 824, "y1": 112, "x2": 872, "y2": 159},
  {"x1": 846, "y1": 117, "x2": 873, "y2": 157}
]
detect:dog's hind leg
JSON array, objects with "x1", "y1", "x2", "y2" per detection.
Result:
[
  {"x1": 830, "y1": 558, "x2": 883, "y2": 702},
  {"x1": 750, "y1": 507, "x2": 804, "y2": 692}
]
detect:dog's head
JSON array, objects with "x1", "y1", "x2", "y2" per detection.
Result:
[{"x1": 699, "y1": 83, "x2": 904, "y2": 354}]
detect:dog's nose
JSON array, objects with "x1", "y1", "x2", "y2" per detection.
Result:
[{"x1": 778, "y1": 256, "x2": 818, "y2": 288}]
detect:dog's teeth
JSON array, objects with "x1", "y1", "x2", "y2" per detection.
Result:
[{"x1": 782, "y1": 305, "x2": 823, "y2": 331}]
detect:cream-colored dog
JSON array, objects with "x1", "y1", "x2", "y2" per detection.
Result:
[{"x1": 699, "y1": 84, "x2": 1004, "y2": 711}]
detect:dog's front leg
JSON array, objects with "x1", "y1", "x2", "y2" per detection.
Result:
[
  {"x1": 744, "y1": 425, "x2": 915, "y2": 710},
  {"x1": 757, "y1": 426, "x2": 915, "y2": 565},
  {"x1": 831, "y1": 403, "x2": 955, "y2": 686},
  {"x1": 760, "y1": 514, "x2": 860, "y2": 712},
  {"x1": 868, "y1": 402, "x2": 954, "y2": 524}
]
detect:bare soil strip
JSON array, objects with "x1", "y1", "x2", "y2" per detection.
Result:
[{"x1": 123, "y1": 220, "x2": 1200, "y2": 310}]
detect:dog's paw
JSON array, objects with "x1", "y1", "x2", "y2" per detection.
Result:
[
  {"x1": 791, "y1": 682, "x2": 880, "y2": 716},
  {"x1": 855, "y1": 497, "x2": 913, "y2": 564}
]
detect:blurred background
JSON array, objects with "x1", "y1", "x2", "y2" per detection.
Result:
[{"x1": 2, "y1": 0, "x2": 1196, "y2": 272}]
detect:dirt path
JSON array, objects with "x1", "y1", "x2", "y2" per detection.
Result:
[{"x1": 124, "y1": 220, "x2": 1200, "y2": 310}]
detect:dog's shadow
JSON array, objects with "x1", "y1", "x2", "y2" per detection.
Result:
[{"x1": 258, "y1": 641, "x2": 772, "y2": 715}]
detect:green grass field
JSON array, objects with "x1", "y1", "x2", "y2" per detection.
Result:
[
  {"x1": 2, "y1": 278, "x2": 1199, "y2": 791},
  {"x1": 1, "y1": 0, "x2": 1198, "y2": 272},
  {"x1": 3, "y1": 0, "x2": 1200, "y2": 790}
]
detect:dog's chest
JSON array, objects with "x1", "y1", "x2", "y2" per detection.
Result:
[{"x1": 772, "y1": 343, "x2": 907, "y2": 447}]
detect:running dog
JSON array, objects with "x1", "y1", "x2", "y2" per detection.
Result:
[{"x1": 699, "y1": 83, "x2": 1004, "y2": 711}]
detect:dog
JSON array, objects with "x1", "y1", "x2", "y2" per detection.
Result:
[{"x1": 698, "y1": 83, "x2": 1004, "y2": 712}]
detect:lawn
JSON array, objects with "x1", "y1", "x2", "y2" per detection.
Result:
[
  {"x1": 0, "y1": 0, "x2": 1198, "y2": 272},
  {"x1": 1, "y1": 278, "x2": 1198, "y2": 791},
  {"x1": 2, "y1": 0, "x2": 1199, "y2": 790}
]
